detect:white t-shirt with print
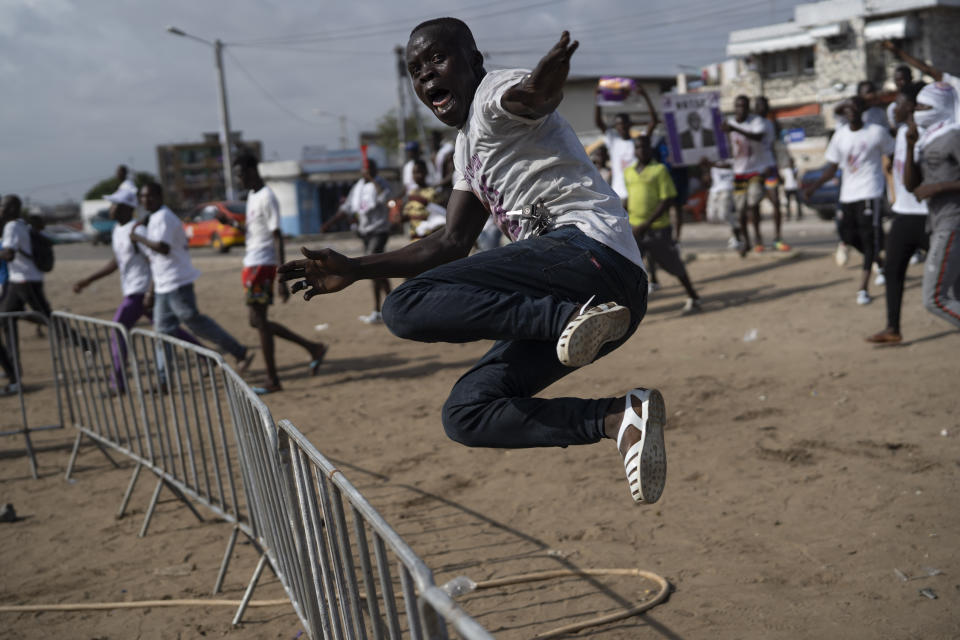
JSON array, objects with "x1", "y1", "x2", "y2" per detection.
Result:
[
  {"x1": 863, "y1": 106, "x2": 888, "y2": 128},
  {"x1": 709, "y1": 166, "x2": 734, "y2": 193},
  {"x1": 824, "y1": 123, "x2": 895, "y2": 203},
  {"x1": 243, "y1": 186, "x2": 281, "y2": 267},
  {"x1": 728, "y1": 114, "x2": 768, "y2": 175},
  {"x1": 891, "y1": 125, "x2": 928, "y2": 215},
  {"x1": 112, "y1": 219, "x2": 151, "y2": 296},
  {"x1": 2, "y1": 219, "x2": 43, "y2": 283},
  {"x1": 603, "y1": 130, "x2": 635, "y2": 201},
  {"x1": 452, "y1": 69, "x2": 644, "y2": 269},
  {"x1": 143, "y1": 205, "x2": 200, "y2": 294}
]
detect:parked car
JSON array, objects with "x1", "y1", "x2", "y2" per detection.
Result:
[
  {"x1": 89, "y1": 208, "x2": 116, "y2": 245},
  {"x1": 798, "y1": 166, "x2": 842, "y2": 221},
  {"x1": 182, "y1": 201, "x2": 246, "y2": 253},
  {"x1": 45, "y1": 224, "x2": 88, "y2": 244}
]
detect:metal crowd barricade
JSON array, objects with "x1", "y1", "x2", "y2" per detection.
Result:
[
  {"x1": 51, "y1": 311, "x2": 149, "y2": 483},
  {"x1": 127, "y1": 327, "x2": 253, "y2": 592},
  {"x1": 0, "y1": 311, "x2": 64, "y2": 478}
]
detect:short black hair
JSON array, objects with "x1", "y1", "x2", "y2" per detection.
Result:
[
  {"x1": 234, "y1": 152, "x2": 260, "y2": 170},
  {"x1": 413, "y1": 159, "x2": 428, "y2": 172},
  {"x1": 850, "y1": 95, "x2": 866, "y2": 112},
  {"x1": 895, "y1": 64, "x2": 912, "y2": 79},
  {"x1": 857, "y1": 80, "x2": 875, "y2": 94},
  {"x1": 903, "y1": 81, "x2": 926, "y2": 103},
  {"x1": 143, "y1": 181, "x2": 163, "y2": 197},
  {"x1": 410, "y1": 17, "x2": 478, "y2": 53},
  {"x1": 735, "y1": 94, "x2": 749, "y2": 104}
]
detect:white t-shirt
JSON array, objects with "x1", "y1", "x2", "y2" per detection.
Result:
[
  {"x1": 143, "y1": 205, "x2": 200, "y2": 294},
  {"x1": 402, "y1": 158, "x2": 437, "y2": 194},
  {"x1": 112, "y1": 219, "x2": 151, "y2": 296},
  {"x1": 243, "y1": 186, "x2": 281, "y2": 267},
  {"x1": 453, "y1": 69, "x2": 644, "y2": 269},
  {"x1": 891, "y1": 125, "x2": 928, "y2": 215},
  {"x1": 434, "y1": 141, "x2": 454, "y2": 185},
  {"x1": 728, "y1": 115, "x2": 768, "y2": 175},
  {"x1": 824, "y1": 123, "x2": 895, "y2": 203},
  {"x1": 942, "y1": 72, "x2": 960, "y2": 122},
  {"x1": 780, "y1": 166, "x2": 798, "y2": 191},
  {"x1": 2, "y1": 219, "x2": 43, "y2": 283},
  {"x1": 604, "y1": 130, "x2": 636, "y2": 201},
  {"x1": 709, "y1": 166, "x2": 734, "y2": 193},
  {"x1": 863, "y1": 106, "x2": 888, "y2": 128}
]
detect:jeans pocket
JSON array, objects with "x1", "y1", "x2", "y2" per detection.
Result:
[{"x1": 542, "y1": 249, "x2": 604, "y2": 300}]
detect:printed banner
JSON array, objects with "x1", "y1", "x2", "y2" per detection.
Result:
[{"x1": 660, "y1": 91, "x2": 730, "y2": 167}]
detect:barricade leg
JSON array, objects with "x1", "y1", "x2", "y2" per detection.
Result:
[
  {"x1": 139, "y1": 476, "x2": 205, "y2": 537},
  {"x1": 213, "y1": 524, "x2": 241, "y2": 595},
  {"x1": 233, "y1": 553, "x2": 269, "y2": 626},
  {"x1": 64, "y1": 432, "x2": 83, "y2": 481},
  {"x1": 117, "y1": 462, "x2": 142, "y2": 519}
]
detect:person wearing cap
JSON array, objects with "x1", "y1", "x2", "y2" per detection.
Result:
[
  {"x1": 903, "y1": 81, "x2": 960, "y2": 330},
  {"x1": 73, "y1": 186, "x2": 198, "y2": 392}
]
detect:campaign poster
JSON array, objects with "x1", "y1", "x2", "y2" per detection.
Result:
[{"x1": 661, "y1": 91, "x2": 730, "y2": 166}]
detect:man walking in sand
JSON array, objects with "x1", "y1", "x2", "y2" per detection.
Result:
[
  {"x1": 219, "y1": 154, "x2": 327, "y2": 394},
  {"x1": 281, "y1": 18, "x2": 666, "y2": 505},
  {"x1": 131, "y1": 182, "x2": 254, "y2": 372}
]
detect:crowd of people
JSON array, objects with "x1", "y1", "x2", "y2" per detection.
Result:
[{"x1": 2, "y1": 18, "x2": 958, "y2": 507}]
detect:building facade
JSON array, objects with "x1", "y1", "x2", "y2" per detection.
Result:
[
  {"x1": 712, "y1": 0, "x2": 960, "y2": 166},
  {"x1": 156, "y1": 132, "x2": 262, "y2": 210}
]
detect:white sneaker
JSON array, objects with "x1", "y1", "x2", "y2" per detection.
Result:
[
  {"x1": 358, "y1": 311, "x2": 383, "y2": 325},
  {"x1": 727, "y1": 236, "x2": 739, "y2": 250},
  {"x1": 556, "y1": 298, "x2": 630, "y2": 367},
  {"x1": 836, "y1": 243, "x2": 849, "y2": 267},
  {"x1": 647, "y1": 281, "x2": 661, "y2": 295},
  {"x1": 874, "y1": 272, "x2": 886, "y2": 287},
  {"x1": 681, "y1": 297, "x2": 702, "y2": 314},
  {"x1": 909, "y1": 251, "x2": 925, "y2": 265},
  {"x1": 856, "y1": 290, "x2": 871, "y2": 305}
]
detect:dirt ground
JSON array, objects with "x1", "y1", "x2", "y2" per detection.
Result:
[{"x1": 1, "y1": 219, "x2": 959, "y2": 640}]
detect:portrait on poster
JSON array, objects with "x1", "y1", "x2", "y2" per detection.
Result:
[{"x1": 661, "y1": 91, "x2": 730, "y2": 166}]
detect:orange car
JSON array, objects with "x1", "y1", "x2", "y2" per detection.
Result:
[{"x1": 183, "y1": 201, "x2": 246, "y2": 253}]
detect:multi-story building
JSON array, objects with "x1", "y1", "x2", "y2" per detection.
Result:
[
  {"x1": 712, "y1": 0, "x2": 960, "y2": 165},
  {"x1": 156, "y1": 132, "x2": 262, "y2": 210}
]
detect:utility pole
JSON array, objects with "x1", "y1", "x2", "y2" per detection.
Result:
[
  {"x1": 406, "y1": 80, "x2": 429, "y2": 154},
  {"x1": 213, "y1": 39, "x2": 235, "y2": 200},
  {"x1": 394, "y1": 45, "x2": 408, "y2": 158}
]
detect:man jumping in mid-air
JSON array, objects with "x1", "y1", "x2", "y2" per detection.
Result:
[{"x1": 280, "y1": 18, "x2": 666, "y2": 505}]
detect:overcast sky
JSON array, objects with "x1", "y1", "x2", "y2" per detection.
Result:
[{"x1": 3, "y1": 0, "x2": 803, "y2": 204}]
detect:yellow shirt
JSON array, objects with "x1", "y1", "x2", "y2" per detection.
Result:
[
  {"x1": 403, "y1": 186, "x2": 439, "y2": 238},
  {"x1": 623, "y1": 161, "x2": 676, "y2": 229}
]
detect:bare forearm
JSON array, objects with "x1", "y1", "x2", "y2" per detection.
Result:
[
  {"x1": 808, "y1": 164, "x2": 838, "y2": 193},
  {"x1": 728, "y1": 123, "x2": 762, "y2": 141},
  {"x1": 82, "y1": 260, "x2": 118, "y2": 285},
  {"x1": 131, "y1": 232, "x2": 169, "y2": 255},
  {"x1": 352, "y1": 227, "x2": 471, "y2": 280},
  {"x1": 891, "y1": 45, "x2": 941, "y2": 81},
  {"x1": 903, "y1": 150, "x2": 922, "y2": 191},
  {"x1": 274, "y1": 230, "x2": 285, "y2": 265}
]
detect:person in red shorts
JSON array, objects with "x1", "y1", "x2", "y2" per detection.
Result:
[{"x1": 221, "y1": 153, "x2": 328, "y2": 394}]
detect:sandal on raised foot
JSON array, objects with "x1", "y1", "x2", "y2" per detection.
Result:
[
  {"x1": 556, "y1": 297, "x2": 630, "y2": 367},
  {"x1": 617, "y1": 388, "x2": 667, "y2": 504}
]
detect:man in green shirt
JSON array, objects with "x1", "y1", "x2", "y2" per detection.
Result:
[{"x1": 624, "y1": 136, "x2": 702, "y2": 313}]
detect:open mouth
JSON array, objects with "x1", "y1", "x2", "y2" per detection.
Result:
[{"x1": 426, "y1": 86, "x2": 453, "y2": 111}]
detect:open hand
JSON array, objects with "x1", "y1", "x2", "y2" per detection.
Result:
[
  {"x1": 502, "y1": 31, "x2": 579, "y2": 115},
  {"x1": 278, "y1": 247, "x2": 357, "y2": 300},
  {"x1": 72, "y1": 280, "x2": 86, "y2": 294}
]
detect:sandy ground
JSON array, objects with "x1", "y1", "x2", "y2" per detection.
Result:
[{"x1": 1, "y1": 218, "x2": 959, "y2": 640}]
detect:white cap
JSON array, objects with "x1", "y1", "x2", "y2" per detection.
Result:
[{"x1": 105, "y1": 186, "x2": 138, "y2": 208}]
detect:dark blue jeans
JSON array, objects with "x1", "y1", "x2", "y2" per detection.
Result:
[{"x1": 382, "y1": 226, "x2": 648, "y2": 449}]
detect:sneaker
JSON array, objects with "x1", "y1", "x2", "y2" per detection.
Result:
[
  {"x1": 681, "y1": 297, "x2": 702, "y2": 314},
  {"x1": 727, "y1": 236, "x2": 739, "y2": 250},
  {"x1": 753, "y1": 244, "x2": 765, "y2": 253},
  {"x1": 774, "y1": 240, "x2": 791, "y2": 252},
  {"x1": 874, "y1": 272, "x2": 886, "y2": 287},
  {"x1": 556, "y1": 298, "x2": 630, "y2": 367},
  {"x1": 836, "y1": 242, "x2": 849, "y2": 267},
  {"x1": 647, "y1": 281, "x2": 661, "y2": 295},
  {"x1": 856, "y1": 290, "x2": 872, "y2": 305},
  {"x1": 359, "y1": 311, "x2": 383, "y2": 325},
  {"x1": 866, "y1": 328, "x2": 902, "y2": 344},
  {"x1": 909, "y1": 250, "x2": 925, "y2": 265}
]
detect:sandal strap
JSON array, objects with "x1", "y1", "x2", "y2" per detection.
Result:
[{"x1": 616, "y1": 388, "x2": 646, "y2": 450}]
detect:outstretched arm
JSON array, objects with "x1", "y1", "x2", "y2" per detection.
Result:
[
  {"x1": 638, "y1": 85, "x2": 659, "y2": 137},
  {"x1": 73, "y1": 258, "x2": 118, "y2": 293},
  {"x1": 722, "y1": 120, "x2": 763, "y2": 141},
  {"x1": 802, "y1": 163, "x2": 838, "y2": 201},
  {"x1": 593, "y1": 86, "x2": 608, "y2": 132},
  {"x1": 279, "y1": 189, "x2": 489, "y2": 300},
  {"x1": 882, "y1": 41, "x2": 942, "y2": 81},
  {"x1": 501, "y1": 31, "x2": 579, "y2": 119}
]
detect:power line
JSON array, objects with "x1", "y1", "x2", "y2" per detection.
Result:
[{"x1": 225, "y1": 49, "x2": 322, "y2": 127}]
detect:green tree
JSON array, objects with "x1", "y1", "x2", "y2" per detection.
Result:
[{"x1": 84, "y1": 171, "x2": 157, "y2": 200}]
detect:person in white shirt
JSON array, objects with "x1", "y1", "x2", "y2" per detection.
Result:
[
  {"x1": 0, "y1": 195, "x2": 51, "y2": 318},
  {"x1": 73, "y1": 187, "x2": 197, "y2": 392},
  {"x1": 868, "y1": 82, "x2": 929, "y2": 344},
  {"x1": 402, "y1": 141, "x2": 437, "y2": 195},
  {"x1": 755, "y1": 97, "x2": 790, "y2": 251},
  {"x1": 804, "y1": 97, "x2": 895, "y2": 305},
  {"x1": 281, "y1": 19, "x2": 667, "y2": 507},
  {"x1": 130, "y1": 182, "x2": 253, "y2": 373},
  {"x1": 431, "y1": 131, "x2": 455, "y2": 192},
  {"x1": 704, "y1": 160, "x2": 740, "y2": 245},
  {"x1": 592, "y1": 84, "x2": 659, "y2": 204},
  {"x1": 882, "y1": 41, "x2": 960, "y2": 122},
  {"x1": 722, "y1": 95, "x2": 768, "y2": 255},
  {"x1": 219, "y1": 154, "x2": 328, "y2": 394}
]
